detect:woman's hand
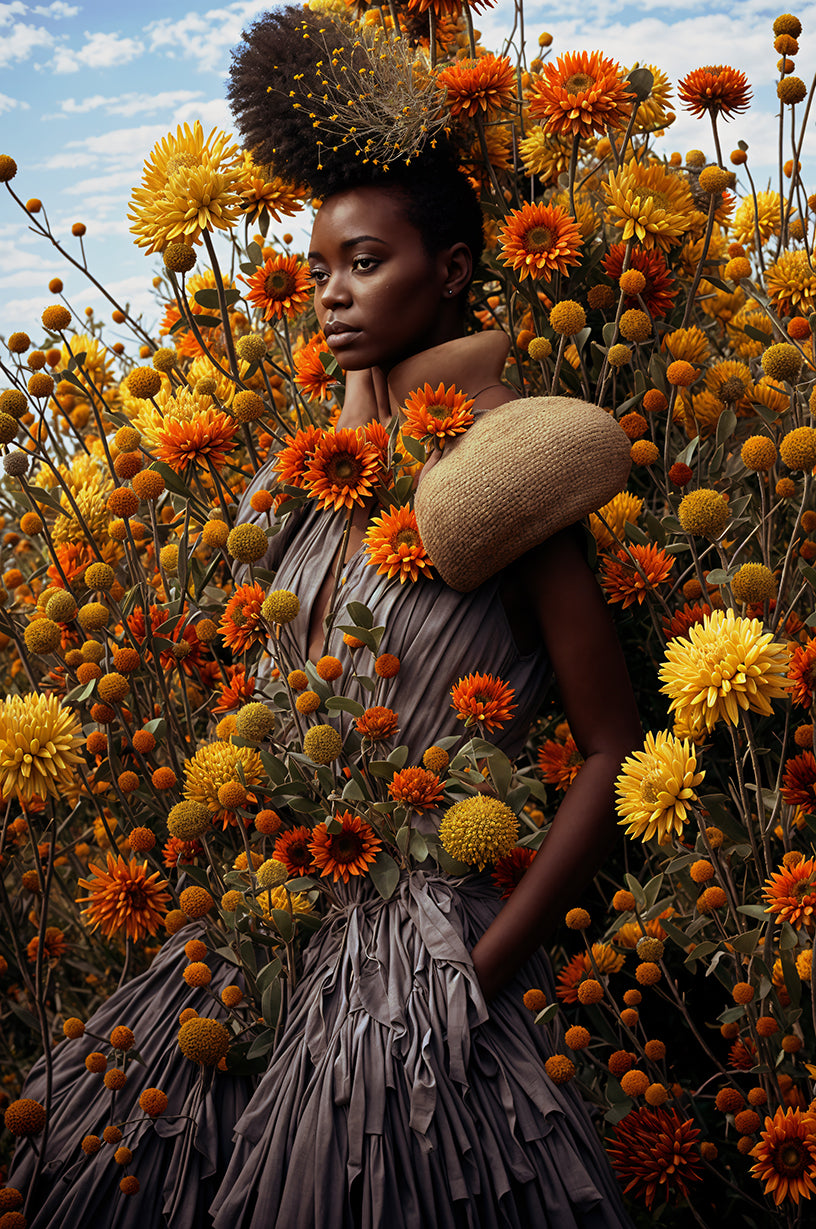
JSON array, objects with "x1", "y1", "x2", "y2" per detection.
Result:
[{"x1": 335, "y1": 366, "x2": 391, "y2": 430}]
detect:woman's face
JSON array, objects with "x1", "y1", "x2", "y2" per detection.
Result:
[{"x1": 308, "y1": 186, "x2": 461, "y2": 372}]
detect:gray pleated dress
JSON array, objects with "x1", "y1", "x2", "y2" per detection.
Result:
[{"x1": 10, "y1": 488, "x2": 633, "y2": 1229}]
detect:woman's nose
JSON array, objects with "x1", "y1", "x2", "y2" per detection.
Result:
[{"x1": 318, "y1": 271, "x2": 352, "y2": 311}]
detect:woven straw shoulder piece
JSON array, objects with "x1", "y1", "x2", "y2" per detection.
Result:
[{"x1": 413, "y1": 395, "x2": 632, "y2": 593}]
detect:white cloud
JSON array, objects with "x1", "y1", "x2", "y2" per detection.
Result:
[
  {"x1": 0, "y1": 3, "x2": 27, "y2": 25},
  {"x1": 0, "y1": 92, "x2": 29, "y2": 113},
  {"x1": 54, "y1": 89, "x2": 202, "y2": 117},
  {"x1": 146, "y1": 1, "x2": 270, "y2": 72},
  {"x1": 51, "y1": 30, "x2": 142, "y2": 74},
  {"x1": 0, "y1": 18, "x2": 52, "y2": 66},
  {"x1": 173, "y1": 96, "x2": 232, "y2": 130},
  {"x1": 32, "y1": 2, "x2": 80, "y2": 16}
]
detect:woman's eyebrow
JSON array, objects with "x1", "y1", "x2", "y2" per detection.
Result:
[{"x1": 308, "y1": 235, "x2": 391, "y2": 259}]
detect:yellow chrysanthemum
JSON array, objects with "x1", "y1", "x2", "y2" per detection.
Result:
[
  {"x1": 660, "y1": 609, "x2": 792, "y2": 732},
  {"x1": 589, "y1": 491, "x2": 643, "y2": 550},
  {"x1": 439, "y1": 796, "x2": 519, "y2": 871},
  {"x1": 616, "y1": 731, "x2": 705, "y2": 843},
  {"x1": 604, "y1": 161, "x2": 695, "y2": 250},
  {"x1": 0, "y1": 692, "x2": 84, "y2": 804},
  {"x1": 185, "y1": 354, "x2": 252, "y2": 409},
  {"x1": 129, "y1": 122, "x2": 245, "y2": 254},
  {"x1": 728, "y1": 303, "x2": 774, "y2": 359},
  {"x1": 58, "y1": 333, "x2": 114, "y2": 391},
  {"x1": 258, "y1": 885, "x2": 313, "y2": 929},
  {"x1": 238, "y1": 153, "x2": 304, "y2": 224},
  {"x1": 664, "y1": 326, "x2": 711, "y2": 366},
  {"x1": 183, "y1": 741, "x2": 264, "y2": 823},
  {"x1": 518, "y1": 127, "x2": 574, "y2": 185},
  {"x1": 766, "y1": 250, "x2": 816, "y2": 317},
  {"x1": 732, "y1": 190, "x2": 782, "y2": 250}
]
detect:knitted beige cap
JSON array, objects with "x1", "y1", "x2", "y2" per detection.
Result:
[{"x1": 414, "y1": 396, "x2": 632, "y2": 592}]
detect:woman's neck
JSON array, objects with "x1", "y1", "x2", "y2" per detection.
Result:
[{"x1": 386, "y1": 332, "x2": 511, "y2": 413}]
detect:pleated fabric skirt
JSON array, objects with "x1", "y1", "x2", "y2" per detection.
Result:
[{"x1": 11, "y1": 871, "x2": 632, "y2": 1229}]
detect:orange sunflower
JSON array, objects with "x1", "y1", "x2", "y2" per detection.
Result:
[
  {"x1": 388, "y1": 766, "x2": 445, "y2": 811},
  {"x1": 77, "y1": 854, "x2": 171, "y2": 942},
  {"x1": 363, "y1": 505, "x2": 432, "y2": 584},
  {"x1": 763, "y1": 857, "x2": 816, "y2": 930},
  {"x1": 781, "y1": 751, "x2": 816, "y2": 812},
  {"x1": 212, "y1": 665, "x2": 256, "y2": 714},
  {"x1": 789, "y1": 637, "x2": 816, "y2": 708},
  {"x1": 537, "y1": 736, "x2": 584, "y2": 789},
  {"x1": 601, "y1": 244, "x2": 678, "y2": 319},
  {"x1": 402, "y1": 381, "x2": 475, "y2": 450},
  {"x1": 498, "y1": 201, "x2": 583, "y2": 280},
  {"x1": 219, "y1": 581, "x2": 267, "y2": 655},
  {"x1": 274, "y1": 425, "x2": 325, "y2": 490},
  {"x1": 750, "y1": 1108, "x2": 816, "y2": 1206},
  {"x1": 600, "y1": 543, "x2": 675, "y2": 608},
  {"x1": 438, "y1": 53, "x2": 516, "y2": 119},
  {"x1": 678, "y1": 65, "x2": 752, "y2": 120},
  {"x1": 273, "y1": 825, "x2": 315, "y2": 877},
  {"x1": 492, "y1": 847, "x2": 535, "y2": 899},
  {"x1": 308, "y1": 811, "x2": 382, "y2": 884},
  {"x1": 356, "y1": 706, "x2": 399, "y2": 742},
  {"x1": 304, "y1": 428, "x2": 381, "y2": 512},
  {"x1": 607, "y1": 1107, "x2": 702, "y2": 1209},
  {"x1": 530, "y1": 50, "x2": 633, "y2": 140},
  {"x1": 450, "y1": 671, "x2": 517, "y2": 732},
  {"x1": 242, "y1": 254, "x2": 311, "y2": 321},
  {"x1": 155, "y1": 409, "x2": 237, "y2": 472},
  {"x1": 293, "y1": 334, "x2": 335, "y2": 401},
  {"x1": 662, "y1": 602, "x2": 712, "y2": 641}
]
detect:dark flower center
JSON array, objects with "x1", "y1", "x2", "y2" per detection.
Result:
[
  {"x1": 265, "y1": 270, "x2": 296, "y2": 298},
  {"x1": 393, "y1": 528, "x2": 420, "y2": 549},
  {"x1": 775, "y1": 1140, "x2": 806, "y2": 1175},
  {"x1": 564, "y1": 72, "x2": 594, "y2": 93},
  {"x1": 329, "y1": 833, "x2": 364, "y2": 863},
  {"x1": 525, "y1": 225, "x2": 554, "y2": 253}
]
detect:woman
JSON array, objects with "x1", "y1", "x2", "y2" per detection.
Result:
[{"x1": 10, "y1": 10, "x2": 640, "y2": 1227}]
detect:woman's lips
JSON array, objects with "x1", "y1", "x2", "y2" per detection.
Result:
[{"x1": 324, "y1": 323, "x2": 361, "y2": 348}]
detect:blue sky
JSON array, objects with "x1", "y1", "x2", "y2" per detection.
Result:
[{"x1": 0, "y1": 0, "x2": 809, "y2": 339}]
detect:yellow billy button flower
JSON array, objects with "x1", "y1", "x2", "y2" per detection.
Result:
[
  {"x1": 615, "y1": 730, "x2": 705, "y2": 843},
  {"x1": 438, "y1": 796, "x2": 519, "y2": 871}
]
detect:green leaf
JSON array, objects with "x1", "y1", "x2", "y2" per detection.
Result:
[
  {"x1": 624, "y1": 873, "x2": 646, "y2": 911},
  {"x1": 369, "y1": 849, "x2": 400, "y2": 900},
  {"x1": 387, "y1": 745, "x2": 409, "y2": 769},
  {"x1": 246, "y1": 1028, "x2": 276, "y2": 1061},
  {"x1": 337, "y1": 624, "x2": 380, "y2": 653},
  {"x1": 194, "y1": 287, "x2": 241, "y2": 309},
  {"x1": 675, "y1": 437, "x2": 699, "y2": 467},
  {"x1": 719, "y1": 1005, "x2": 746, "y2": 1023},
  {"x1": 643, "y1": 873, "x2": 664, "y2": 909},
  {"x1": 246, "y1": 241, "x2": 264, "y2": 266},
  {"x1": 436, "y1": 845, "x2": 471, "y2": 876},
  {"x1": 26, "y1": 485, "x2": 65, "y2": 514},
  {"x1": 685, "y1": 939, "x2": 718, "y2": 965},
  {"x1": 659, "y1": 917, "x2": 689, "y2": 948},
  {"x1": 400, "y1": 434, "x2": 428, "y2": 462},
  {"x1": 730, "y1": 926, "x2": 764, "y2": 954},
  {"x1": 284, "y1": 876, "x2": 319, "y2": 892},
  {"x1": 737, "y1": 904, "x2": 769, "y2": 920},
  {"x1": 409, "y1": 830, "x2": 429, "y2": 863},
  {"x1": 346, "y1": 601, "x2": 373, "y2": 629},
  {"x1": 271, "y1": 908, "x2": 293, "y2": 942},
  {"x1": 716, "y1": 407, "x2": 737, "y2": 446},
  {"x1": 533, "y1": 1002, "x2": 559, "y2": 1026},
  {"x1": 623, "y1": 522, "x2": 650, "y2": 546},
  {"x1": 342, "y1": 776, "x2": 365, "y2": 801},
  {"x1": 325, "y1": 696, "x2": 365, "y2": 717},
  {"x1": 261, "y1": 978, "x2": 283, "y2": 1027},
  {"x1": 255, "y1": 957, "x2": 283, "y2": 993},
  {"x1": 64, "y1": 679, "x2": 98, "y2": 704}
]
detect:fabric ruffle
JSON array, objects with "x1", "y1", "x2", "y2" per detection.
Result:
[{"x1": 210, "y1": 871, "x2": 632, "y2": 1229}]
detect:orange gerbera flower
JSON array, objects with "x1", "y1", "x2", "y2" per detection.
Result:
[
  {"x1": 450, "y1": 671, "x2": 517, "y2": 732},
  {"x1": 763, "y1": 857, "x2": 816, "y2": 930},
  {"x1": 388, "y1": 766, "x2": 445, "y2": 811},
  {"x1": 530, "y1": 50, "x2": 633, "y2": 140},
  {"x1": 499, "y1": 201, "x2": 583, "y2": 281},
  {"x1": 661, "y1": 602, "x2": 712, "y2": 641},
  {"x1": 729, "y1": 1036, "x2": 757, "y2": 1069},
  {"x1": 607, "y1": 1107, "x2": 702, "y2": 1209},
  {"x1": 242, "y1": 254, "x2": 311, "y2": 321},
  {"x1": 537, "y1": 736, "x2": 584, "y2": 789},
  {"x1": 601, "y1": 244, "x2": 678, "y2": 319},
  {"x1": 356, "y1": 706, "x2": 399, "y2": 742},
  {"x1": 492, "y1": 847, "x2": 535, "y2": 899},
  {"x1": 556, "y1": 952, "x2": 590, "y2": 1003},
  {"x1": 219, "y1": 581, "x2": 267, "y2": 655},
  {"x1": 600, "y1": 543, "x2": 675, "y2": 608},
  {"x1": 155, "y1": 409, "x2": 237, "y2": 472},
  {"x1": 363, "y1": 419, "x2": 390, "y2": 469},
  {"x1": 77, "y1": 854, "x2": 171, "y2": 942},
  {"x1": 308, "y1": 811, "x2": 382, "y2": 883},
  {"x1": 162, "y1": 836, "x2": 203, "y2": 870},
  {"x1": 274, "y1": 425, "x2": 325, "y2": 490},
  {"x1": 304, "y1": 428, "x2": 381, "y2": 511},
  {"x1": 750, "y1": 1108, "x2": 816, "y2": 1206},
  {"x1": 402, "y1": 381, "x2": 475, "y2": 450},
  {"x1": 293, "y1": 334, "x2": 336, "y2": 401},
  {"x1": 781, "y1": 751, "x2": 816, "y2": 812},
  {"x1": 212, "y1": 665, "x2": 256, "y2": 714},
  {"x1": 789, "y1": 637, "x2": 816, "y2": 708},
  {"x1": 363, "y1": 505, "x2": 432, "y2": 584},
  {"x1": 678, "y1": 65, "x2": 752, "y2": 120},
  {"x1": 438, "y1": 52, "x2": 516, "y2": 118},
  {"x1": 273, "y1": 825, "x2": 315, "y2": 877}
]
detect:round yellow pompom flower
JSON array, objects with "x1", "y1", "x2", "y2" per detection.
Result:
[
  {"x1": 167, "y1": 800, "x2": 211, "y2": 840},
  {"x1": 741, "y1": 436, "x2": 777, "y2": 471},
  {"x1": 262, "y1": 590, "x2": 300, "y2": 624},
  {"x1": 780, "y1": 426, "x2": 816, "y2": 471},
  {"x1": 438, "y1": 796, "x2": 519, "y2": 871},
  {"x1": 235, "y1": 702, "x2": 274, "y2": 742},
  {"x1": 761, "y1": 343, "x2": 802, "y2": 383},
  {"x1": 177, "y1": 1017, "x2": 229, "y2": 1066},
  {"x1": 227, "y1": 523, "x2": 268, "y2": 564},
  {"x1": 303, "y1": 724, "x2": 343, "y2": 764},
  {"x1": 677, "y1": 489, "x2": 729, "y2": 539},
  {"x1": 731, "y1": 563, "x2": 776, "y2": 604},
  {"x1": 549, "y1": 300, "x2": 586, "y2": 336}
]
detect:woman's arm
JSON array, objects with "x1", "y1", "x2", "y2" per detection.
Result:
[{"x1": 469, "y1": 527, "x2": 642, "y2": 1001}]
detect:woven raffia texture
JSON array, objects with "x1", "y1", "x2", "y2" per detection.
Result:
[{"x1": 414, "y1": 397, "x2": 632, "y2": 592}]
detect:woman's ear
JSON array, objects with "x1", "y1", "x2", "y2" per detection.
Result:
[{"x1": 443, "y1": 242, "x2": 473, "y2": 299}]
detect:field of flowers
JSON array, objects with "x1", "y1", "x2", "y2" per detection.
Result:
[{"x1": 0, "y1": 1, "x2": 815, "y2": 1224}]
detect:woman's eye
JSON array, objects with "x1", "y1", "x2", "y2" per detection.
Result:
[
  {"x1": 309, "y1": 269, "x2": 328, "y2": 285},
  {"x1": 353, "y1": 256, "x2": 378, "y2": 271}
]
